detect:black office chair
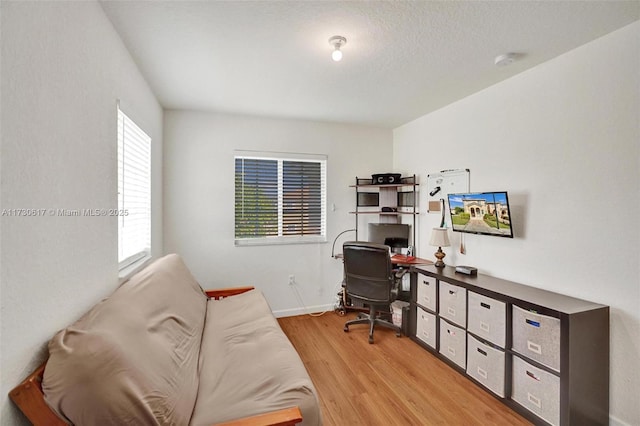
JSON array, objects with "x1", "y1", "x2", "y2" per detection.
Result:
[{"x1": 342, "y1": 241, "x2": 406, "y2": 344}]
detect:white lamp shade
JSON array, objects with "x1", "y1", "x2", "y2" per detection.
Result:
[{"x1": 429, "y1": 228, "x2": 450, "y2": 247}]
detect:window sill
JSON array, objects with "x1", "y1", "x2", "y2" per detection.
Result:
[
  {"x1": 118, "y1": 254, "x2": 152, "y2": 283},
  {"x1": 235, "y1": 236, "x2": 327, "y2": 247}
]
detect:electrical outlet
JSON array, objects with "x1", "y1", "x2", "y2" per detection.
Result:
[{"x1": 288, "y1": 275, "x2": 295, "y2": 286}]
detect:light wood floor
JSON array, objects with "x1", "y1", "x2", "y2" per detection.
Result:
[{"x1": 278, "y1": 312, "x2": 532, "y2": 426}]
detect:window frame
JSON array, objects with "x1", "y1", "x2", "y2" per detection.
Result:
[
  {"x1": 234, "y1": 150, "x2": 327, "y2": 246},
  {"x1": 117, "y1": 105, "x2": 152, "y2": 271}
]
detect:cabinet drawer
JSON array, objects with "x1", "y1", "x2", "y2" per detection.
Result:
[
  {"x1": 416, "y1": 273, "x2": 436, "y2": 312},
  {"x1": 512, "y1": 355, "x2": 560, "y2": 426},
  {"x1": 438, "y1": 281, "x2": 467, "y2": 327},
  {"x1": 468, "y1": 291, "x2": 506, "y2": 348},
  {"x1": 466, "y1": 334, "x2": 505, "y2": 397},
  {"x1": 512, "y1": 305, "x2": 561, "y2": 371},
  {"x1": 415, "y1": 307, "x2": 436, "y2": 349},
  {"x1": 439, "y1": 319, "x2": 466, "y2": 369}
]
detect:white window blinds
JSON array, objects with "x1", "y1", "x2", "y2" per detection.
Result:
[
  {"x1": 235, "y1": 152, "x2": 326, "y2": 245},
  {"x1": 118, "y1": 107, "x2": 151, "y2": 268}
]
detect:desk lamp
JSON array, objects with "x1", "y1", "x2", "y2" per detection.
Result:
[{"x1": 429, "y1": 227, "x2": 450, "y2": 267}]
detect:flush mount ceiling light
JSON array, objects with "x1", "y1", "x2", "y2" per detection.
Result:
[
  {"x1": 328, "y1": 35, "x2": 347, "y2": 62},
  {"x1": 494, "y1": 53, "x2": 517, "y2": 67}
]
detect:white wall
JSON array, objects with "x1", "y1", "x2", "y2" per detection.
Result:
[
  {"x1": 163, "y1": 110, "x2": 392, "y2": 315},
  {"x1": 393, "y1": 22, "x2": 639, "y2": 426},
  {"x1": 0, "y1": 2, "x2": 163, "y2": 424}
]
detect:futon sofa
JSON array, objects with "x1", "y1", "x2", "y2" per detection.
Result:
[{"x1": 10, "y1": 254, "x2": 322, "y2": 425}]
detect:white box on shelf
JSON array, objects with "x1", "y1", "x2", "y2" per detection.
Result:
[
  {"x1": 438, "y1": 281, "x2": 467, "y2": 328},
  {"x1": 468, "y1": 291, "x2": 506, "y2": 348},
  {"x1": 415, "y1": 306, "x2": 436, "y2": 349},
  {"x1": 439, "y1": 318, "x2": 466, "y2": 369},
  {"x1": 512, "y1": 305, "x2": 561, "y2": 372},
  {"x1": 466, "y1": 334, "x2": 506, "y2": 397},
  {"x1": 416, "y1": 273, "x2": 436, "y2": 312},
  {"x1": 512, "y1": 354, "x2": 560, "y2": 426}
]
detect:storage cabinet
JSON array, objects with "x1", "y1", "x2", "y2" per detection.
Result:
[{"x1": 408, "y1": 265, "x2": 609, "y2": 426}]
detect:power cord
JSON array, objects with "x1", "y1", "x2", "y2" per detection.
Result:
[{"x1": 289, "y1": 279, "x2": 344, "y2": 317}]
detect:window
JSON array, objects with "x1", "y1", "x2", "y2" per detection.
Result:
[
  {"x1": 118, "y1": 106, "x2": 151, "y2": 268},
  {"x1": 235, "y1": 151, "x2": 327, "y2": 245}
]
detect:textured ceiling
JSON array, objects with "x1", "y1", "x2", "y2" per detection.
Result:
[{"x1": 100, "y1": 1, "x2": 639, "y2": 128}]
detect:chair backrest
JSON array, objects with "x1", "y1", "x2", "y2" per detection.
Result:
[{"x1": 342, "y1": 241, "x2": 395, "y2": 304}]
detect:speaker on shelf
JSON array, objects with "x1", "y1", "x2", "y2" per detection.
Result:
[{"x1": 372, "y1": 173, "x2": 402, "y2": 184}]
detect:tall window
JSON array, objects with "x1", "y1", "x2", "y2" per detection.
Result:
[
  {"x1": 235, "y1": 151, "x2": 326, "y2": 245},
  {"x1": 118, "y1": 107, "x2": 151, "y2": 268}
]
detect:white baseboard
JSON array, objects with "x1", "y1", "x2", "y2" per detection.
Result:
[
  {"x1": 273, "y1": 303, "x2": 336, "y2": 318},
  {"x1": 610, "y1": 414, "x2": 633, "y2": 426}
]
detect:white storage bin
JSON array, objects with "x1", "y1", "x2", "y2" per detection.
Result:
[
  {"x1": 391, "y1": 300, "x2": 409, "y2": 327},
  {"x1": 466, "y1": 334, "x2": 505, "y2": 397},
  {"x1": 415, "y1": 307, "x2": 436, "y2": 349},
  {"x1": 512, "y1": 305, "x2": 561, "y2": 372},
  {"x1": 468, "y1": 291, "x2": 506, "y2": 348},
  {"x1": 512, "y1": 355, "x2": 560, "y2": 426},
  {"x1": 439, "y1": 319, "x2": 466, "y2": 369},
  {"x1": 416, "y1": 273, "x2": 436, "y2": 312},
  {"x1": 438, "y1": 281, "x2": 467, "y2": 328}
]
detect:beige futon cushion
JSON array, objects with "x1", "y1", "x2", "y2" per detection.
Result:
[
  {"x1": 43, "y1": 254, "x2": 207, "y2": 426},
  {"x1": 190, "y1": 289, "x2": 322, "y2": 426}
]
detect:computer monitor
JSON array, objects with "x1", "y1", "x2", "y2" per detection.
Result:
[{"x1": 367, "y1": 223, "x2": 410, "y2": 253}]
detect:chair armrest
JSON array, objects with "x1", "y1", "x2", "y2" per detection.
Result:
[
  {"x1": 393, "y1": 268, "x2": 408, "y2": 279},
  {"x1": 9, "y1": 361, "x2": 67, "y2": 426},
  {"x1": 213, "y1": 406, "x2": 302, "y2": 426},
  {"x1": 205, "y1": 286, "x2": 255, "y2": 300}
]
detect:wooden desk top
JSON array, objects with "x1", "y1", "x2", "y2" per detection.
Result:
[
  {"x1": 334, "y1": 253, "x2": 433, "y2": 266},
  {"x1": 391, "y1": 255, "x2": 433, "y2": 266}
]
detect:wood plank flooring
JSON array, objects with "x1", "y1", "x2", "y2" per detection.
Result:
[{"x1": 278, "y1": 312, "x2": 532, "y2": 426}]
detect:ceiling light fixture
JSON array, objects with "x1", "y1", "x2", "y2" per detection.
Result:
[
  {"x1": 329, "y1": 35, "x2": 347, "y2": 62},
  {"x1": 494, "y1": 53, "x2": 517, "y2": 67}
]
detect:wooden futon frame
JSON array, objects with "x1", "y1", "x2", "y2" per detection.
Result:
[{"x1": 9, "y1": 287, "x2": 303, "y2": 426}]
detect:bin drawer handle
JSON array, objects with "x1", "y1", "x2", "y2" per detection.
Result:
[
  {"x1": 526, "y1": 319, "x2": 541, "y2": 327},
  {"x1": 526, "y1": 370, "x2": 541, "y2": 381},
  {"x1": 477, "y1": 348, "x2": 487, "y2": 356},
  {"x1": 481, "y1": 302, "x2": 491, "y2": 309}
]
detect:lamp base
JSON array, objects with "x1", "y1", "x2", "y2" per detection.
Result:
[{"x1": 434, "y1": 247, "x2": 446, "y2": 268}]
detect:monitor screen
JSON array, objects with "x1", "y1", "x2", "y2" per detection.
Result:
[
  {"x1": 447, "y1": 191, "x2": 513, "y2": 238},
  {"x1": 367, "y1": 223, "x2": 410, "y2": 250}
]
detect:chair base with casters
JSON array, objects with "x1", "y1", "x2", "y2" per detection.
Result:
[{"x1": 343, "y1": 304, "x2": 401, "y2": 344}]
